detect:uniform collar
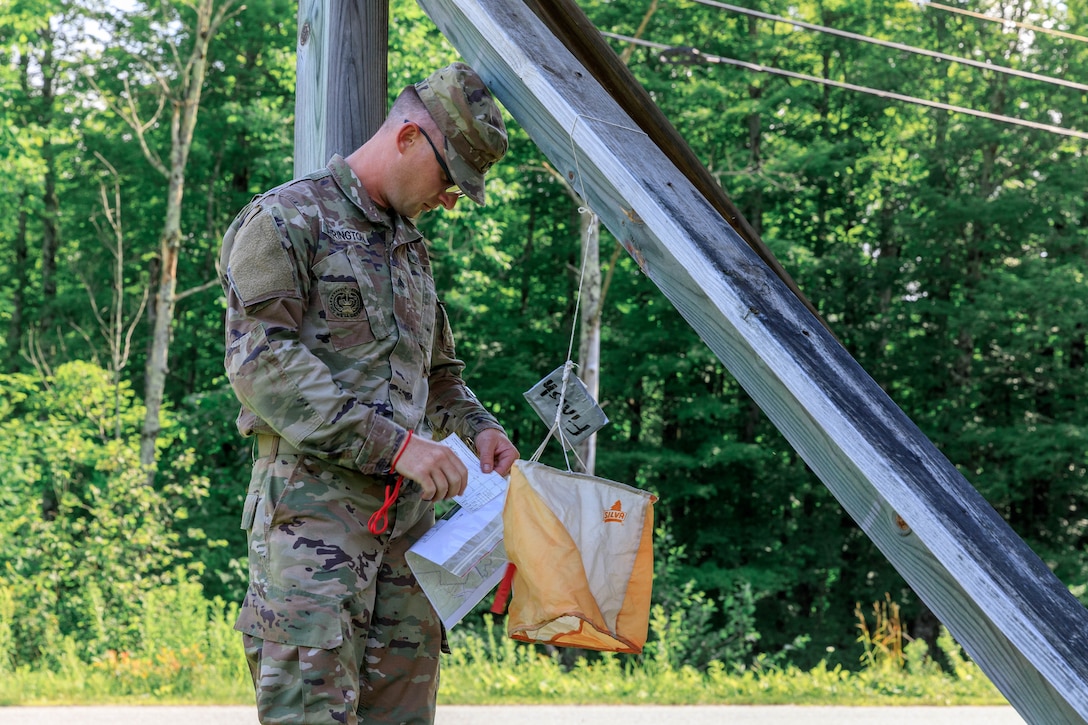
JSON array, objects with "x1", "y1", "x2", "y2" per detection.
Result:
[{"x1": 326, "y1": 154, "x2": 423, "y2": 246}]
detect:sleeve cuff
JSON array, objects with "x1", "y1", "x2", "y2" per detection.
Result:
[{"x1": 354, "y1": 416, "x2": 409, "y2": 475}]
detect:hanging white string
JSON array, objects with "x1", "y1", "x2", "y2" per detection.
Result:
[
  {"x1": 529, "y1": 361, "x2": 584, "y2": 468},
  {"x1": 529, "y1": 113, "x2": 647, "y2": 470}
]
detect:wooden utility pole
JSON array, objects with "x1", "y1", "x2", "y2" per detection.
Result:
[
  {"x1": 416, "y1": 0, "x2": 1088, "y2": 722},
  {"x1": 295, "y1": 0, "x2": 389, "y2": 176}
]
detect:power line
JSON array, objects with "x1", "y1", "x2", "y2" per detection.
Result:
[
  {"x1": 918, "y1": 0, "x2": 1088, "y2": 45},
  {"x1": 602, "y1": 31, "x2": 1088, "y2": 141},
  {"x1": 686, "y1": 0, "x2": 1088, "y2": 93}
]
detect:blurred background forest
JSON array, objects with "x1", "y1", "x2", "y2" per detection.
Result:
[{"x1": 1, "y1": 0, "x2": 1086, "y2": 678}]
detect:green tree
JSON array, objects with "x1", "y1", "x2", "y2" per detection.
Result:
[
  {"x1": 83, "y1": 0, "x2": 242, "y2": 467},
  {"x1": 0, "y1": 0, "x2": 86, "y2": 369},
  {"x1": 1, "y1": 0, "x2": 1084, "y2": 675},
  {"x1": 577, "y1": 0, "x2": 1088, "y2": 662},
  {"x1": 0, "y1": 361, "x2": 206, "y2": 665}
]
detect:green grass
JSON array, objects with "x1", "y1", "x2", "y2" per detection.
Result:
[
  {"x1": 437, "y1": 616, "x2": 1005, "y2": 706},
  {"x1": 0, "y1": 615, "x2": 1005, "y2": 708},
  {"x1": 0, "y1": 628, "x2": 252, "y2": 706}
]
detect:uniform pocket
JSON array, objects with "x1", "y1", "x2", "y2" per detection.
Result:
[
  {"x1": 235, "y1": 582, "x2": 345, "y2": 650},
  {"x1": 240, "y1": 492, "x2": 258, "y2": 531},
  {"x1": 238, "y1": 457, "x2": 353, "y2": 651},
  {"x1": 240, "y1": 454, "x2": 283, "y2": 532},
  {"x1": 395, "y1": 242, "x2": 437, "y2": 363},
  {"x1": 314, "y1": 248, "x2": 392, "y2": 350}
]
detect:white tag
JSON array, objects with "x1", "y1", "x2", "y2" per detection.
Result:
[{"x1": 523, "y1": 365, "x2": 609, "y2": 449}]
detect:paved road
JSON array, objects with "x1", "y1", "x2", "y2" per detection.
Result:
[{"x1": 0, "y1": 705, "x2": 1027, "y2": 724}]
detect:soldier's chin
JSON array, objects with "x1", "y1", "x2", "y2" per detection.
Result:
[{"x1": 390, "y1": 201, "x2": 423, "y2": 221}]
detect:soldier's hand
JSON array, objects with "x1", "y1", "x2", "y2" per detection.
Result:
[
  {"x1": 393, "y1": 435, "x2": 469, "y2": 501},
  {"x1": 476, "y1": 428, "x2": 519, "y2": 477}
]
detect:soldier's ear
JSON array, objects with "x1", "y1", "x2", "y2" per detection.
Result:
[{"x1": 394, "y1": 121, "x2": 419, "y2": 156}]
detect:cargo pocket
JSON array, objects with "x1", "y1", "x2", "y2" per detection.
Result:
[
  {"x1": 235, "y1": 582, "x2": 346, "y2": 650},
  {"x1": 314, "y1": 248, "x2": 391, "y2": 350},
  {"x1": 240, "y1": 456, "x2": 275, "y2": 532},
  {"x1": 240, "y1": 492, "x2": 258, "y2": 531}
]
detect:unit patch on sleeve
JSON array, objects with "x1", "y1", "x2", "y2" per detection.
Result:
[{"x1": 228, "y1": 210, "x2": 301, "y2": 306}]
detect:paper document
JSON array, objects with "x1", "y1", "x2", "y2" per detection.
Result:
[
  {"x1": 406, "y1": 437, "x2": 510, "y2": 629},
  {"x1": 442, "y1": 435, "x2": 508, "y2": 511}
]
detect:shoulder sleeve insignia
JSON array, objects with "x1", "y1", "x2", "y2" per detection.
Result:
[{"x1": 228, "y1": 210, "x2": 302, "y2": 307}]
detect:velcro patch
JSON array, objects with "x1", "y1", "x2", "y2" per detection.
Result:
[
  {"x1": 229, "y1": 211, "x2": 301, "y2": 306},
  {"x1": 327, "y1": 285, "x2": 364, "y2": 319}
]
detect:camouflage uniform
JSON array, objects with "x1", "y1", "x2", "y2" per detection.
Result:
[{"x1": 220, "y1": 63, "x2": 507, "y2": 725}]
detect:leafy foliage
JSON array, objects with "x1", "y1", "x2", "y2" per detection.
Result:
[
  {"x1": 0, "y1": 0, "x2": 1085, "y2": 680},
  {"x1": 0, "y1": 362, "x2": 206, "y2": 665},
  {"x1": 433, "y1": 613, "x2": 1001, "y2": 706},
  {"x1": 646, "y1": 526, "x2": 762, "y2": 670},
  {"x1": 0, "y1": 576, "x2": 249, "y2": 705}
]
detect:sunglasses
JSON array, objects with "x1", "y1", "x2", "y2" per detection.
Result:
[{"x1": 407, "y1": 120, "x2": 464, "y2": 197}]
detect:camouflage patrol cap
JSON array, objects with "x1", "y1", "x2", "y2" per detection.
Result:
[{"x1": 414, "y1": 62, "x2": 507, "y2": 205}]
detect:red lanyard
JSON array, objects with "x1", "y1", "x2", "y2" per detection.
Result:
[{"x1": 367, "y1": 430, "x2": 413, "y2": 535}]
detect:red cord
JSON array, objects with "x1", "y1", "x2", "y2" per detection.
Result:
[
  {"x1": 389, "y1": 430, "x2": 413, "y2": 474},
  {"x1": 367, "y1": 431, "x2": 413, "y2": 536},
  {"x1": 367, "y1": 476, "x2": 402, "y2": 535}
]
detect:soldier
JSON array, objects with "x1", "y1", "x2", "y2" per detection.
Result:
[{"x1": 219, "y1": 62, "x2": 519, "y2": 725}]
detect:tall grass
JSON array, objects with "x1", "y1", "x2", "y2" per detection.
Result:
[
  {"x1": 0, "y1": 579, "x2": 251, "y2": 706},
  {"x1": 438, "y1": 612, "x2": 1005, "y2": 706},
  {"x1": 0, "y1": 586, "x2": 1006, "y2": 707}
]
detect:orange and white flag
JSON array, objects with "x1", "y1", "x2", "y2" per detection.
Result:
[{"x1": 501, "y1": 459, "x2": 657, "y2": 653}]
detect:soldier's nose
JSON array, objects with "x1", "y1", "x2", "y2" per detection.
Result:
[{"x1": 438, "y1": 192, "x2": 460, "y2": 211}]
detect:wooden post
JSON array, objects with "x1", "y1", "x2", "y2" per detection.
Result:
[
  {"x1": 416, "y1": 1, "x2": 1088, "y2": 722},
  {"x1": 294, "y1": 0, "x2": 388, "y2": 176}
]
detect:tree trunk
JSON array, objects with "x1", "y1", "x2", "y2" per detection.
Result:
[
  {"x1": 744, "y1": 15, "x2": 763, "y2": 238},
  {"x1": 140, "y1": 0, "x2": 230, "y2": 467},
  {"x1": 574, "y1": 211, "x2": 601, "y2": 474},
  {"x1": 571, "y1": 0, "x2": 657, "y2": 475},
  {"x1": 7, "y1": 192, "x2": 29, "y2": 371},
  {"x1": 38, "y1": 26, "x2": 59, "y2": 332}
]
